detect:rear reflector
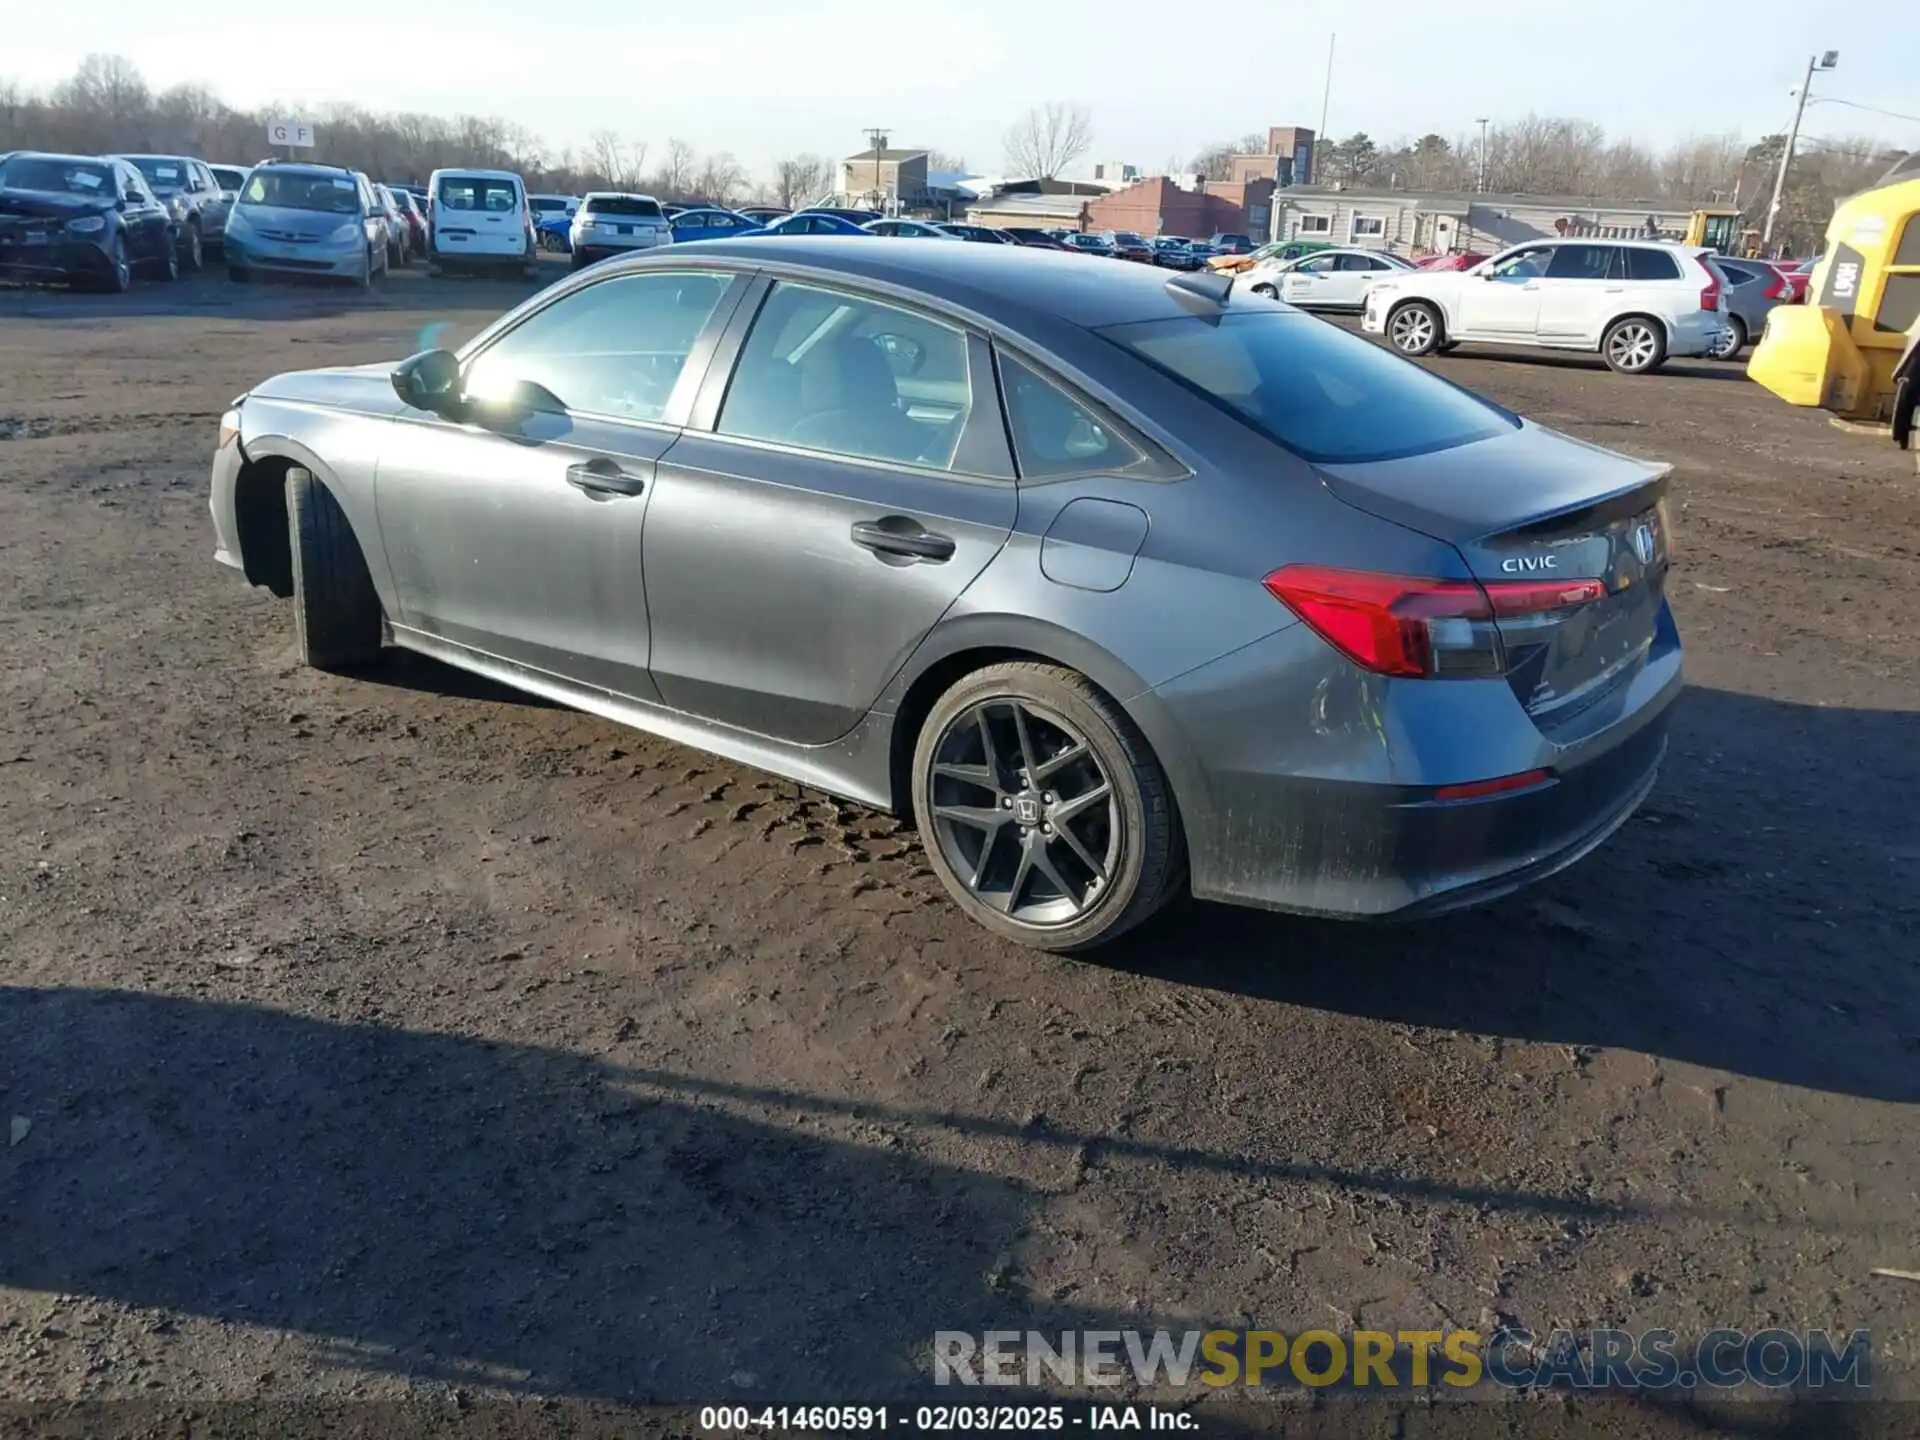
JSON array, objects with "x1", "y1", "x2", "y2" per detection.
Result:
[
  {"x1": 1262, "y1": 565, "x2": 1604, "y2": 679},
  {"x1": 1433, "y1": 768, "x2": 1553, "y2": 802}
]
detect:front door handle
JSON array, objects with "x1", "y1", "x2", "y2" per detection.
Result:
[
  {"x1": 566, "y1": 459, "x2": 646, "y2": 497},
  {"x1": 851, "y1": 518, "x2": 956, "y2": 562}
]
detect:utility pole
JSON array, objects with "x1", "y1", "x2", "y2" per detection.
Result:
[
  {"x1": 1476, "y1": 118, "x2": 1490, "y2": 193},
  {"x1": 1763, "y1": 50, "x2": 1837, "y2": 248},
  {"x1": 1315, "y1": 33, "x2": 1334, "y2": 182}
]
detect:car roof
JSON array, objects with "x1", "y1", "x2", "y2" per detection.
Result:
[
  {"x1": 597, "y1": 236, "x2": 1253, "y2": 329},
  {"x1": 429, "y1": 168, "x2": 522, "y2": 182},
  {"x1": 585, "y1": 191, "x2": 661, "y2": 202},
  {"x1": 9, "y1": 151, "x2": 115, "y2": 165}
]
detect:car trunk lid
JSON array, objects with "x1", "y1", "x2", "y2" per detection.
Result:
[{"x1": 1316, "y1": 421, "x2": 1672, "y2": 736}]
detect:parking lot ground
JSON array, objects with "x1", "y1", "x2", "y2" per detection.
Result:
[{"x1": 2, "y1": 269, "x2": 1919, "y2": 1425}]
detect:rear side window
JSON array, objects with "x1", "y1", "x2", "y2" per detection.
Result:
[
  {"x1": 997, "y1": 353, "x2": 1171, "y2": 481},
  {"x1": 1547, "y1": 244, "x2": 1615, "y2": 280},
  {"x1": 439, "y1": 177, "x2": 520, "y2": 212},
  {"x1": 1618, "y1": 247, "x2": 1682, "y2": 282},
  {"x1": 1100, "y1": 311, "x2": 1515, "y2": 464}
]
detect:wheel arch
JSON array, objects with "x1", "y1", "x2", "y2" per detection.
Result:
[
  {"x1": 230, "y1": 437, "x2": 373, "y2": 601},
  {"x1": 879, "y1": 615, "x2": 1207, "y2": 840}
]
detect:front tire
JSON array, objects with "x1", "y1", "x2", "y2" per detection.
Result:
[
  {"x1": 1710, "y1": 314, "x2": 1747, "y2": 361},
  {"x1": 910, "y1": 662, "x2": 1182, "y2": 952},
  {"x1": 1387, "y1": 300, "x2": 1443, "y2": 356},
  {"x1": 180, "y1": 223, "x2": 204, "y2": 273},
  {"x1": 1250, "y1": 282, "x2": 1277, "y2": 299},
  {"x1": 155, "y1": 234, "x2": 181, "y2": 282},
  {"x1": 286, "y1": 466, "x2": 382, "y2": 672},
  {"x1": 96, "y1": 233, "x2": 132, "y2": 293}
]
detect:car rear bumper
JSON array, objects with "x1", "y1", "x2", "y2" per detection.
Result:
[
  {"x1": 573, "y1": 235, "x2": 669, "y2": 260},
  {"x1": 1144, "y1": 605, "x2": 1684, "y2": 919},
  {"x1": 1665, "y1": 311, "x2": 1729, "y2": 357}
]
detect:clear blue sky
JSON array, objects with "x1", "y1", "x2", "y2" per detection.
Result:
[{"x1": 10, "y1": 0, "x2": 1917, "y2": 176}]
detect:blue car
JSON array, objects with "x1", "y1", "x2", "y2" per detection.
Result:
[
  {"x1": 667, "y1": 207, "x2": 761, "y2": 244},
  {"x1": 754, "y1": 211, "x2": 873, "y2": 237}
]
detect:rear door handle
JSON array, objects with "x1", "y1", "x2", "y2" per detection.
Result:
[
  {"x1": 566, "y1": 459, "x2": 647, "y2": 497},
  {"x1": 851, "y1": 518, "x2": 956, "y2": 562}
]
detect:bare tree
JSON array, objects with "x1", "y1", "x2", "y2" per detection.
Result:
[
  {"x1": 694, "y1": 151, "x2": 746, "y2": 204},
  {"x1": 655, "y1": 137, "x2": 697, "y2": 199},
  {"x1": 772, "y1": 153, "x2": 830, "y2": 210},
  {"x1": 927, "y1": 149, "x2": 969, "y2": 174},
  {"x1": 1189, "y1": 132, "x2": 1266, "y2": 181},
  {"x1": 1003, "y1": 102, "x2": 1092, "y2": 180}
]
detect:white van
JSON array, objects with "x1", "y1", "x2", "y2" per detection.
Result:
[{"x1": 426, "y1": 168, "x2": 533, "y2": 274}]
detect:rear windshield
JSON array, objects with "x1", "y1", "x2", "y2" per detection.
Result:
[
  {"x1": 438, "y1": 177, "x2": 520, "y2": 212},
  {"x1": 529, "y1": 197, "x2": 568, "y2": 213},
  {"x1": 0, "y1": 156, "x2": 113, "y2": 195},
  {"x1": 585, "y1": 196, "x2": 663, "y2": 218},
  {"x1": 1100, "y1": 311, "x2": 1515, "y2": 464},
  {"x1": 130, "y1": 157, "x2": 186, "y2": 191},
  {"x1": 208, "y1": 166, "x2": 247, "y2": 191},
  {"x1": 240, "y1": 170, "x2": 361, "y2": 214}
]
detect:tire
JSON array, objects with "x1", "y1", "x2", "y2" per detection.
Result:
[
  {"x1": 155, "y1": 234, "x2": 181, "y2": 282},
  {"x1": 285, "y1": 466, "x2": 382, "y2": 672},
  {"x1": 355, "y1": 248, "x2": 375, "y2": 291},
  {"x1": 1602, "y1": 315, "x2": 1667, "y2": 374},
  {"x1": 1386, "y1": 300, "x2": 1443, "y2": 356},
  {"x1": 180, "y1": 223, "x2": 204, "y2": 273},
  {"x1": 1250, "y1": 282, "x2": 1277, "y2": 299},
  {"x1": 97, "y1": 234, "x2": 132, "y2": 293},
  {"x1": 1710, "y1": 314, "x2": 1747, "y2": 361},
  {"x1": 910, "y1": 661, "x2": 1182, "y2": 952}
]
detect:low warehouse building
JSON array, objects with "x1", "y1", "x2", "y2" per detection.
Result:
[{"x1": 1271, "y1": 186, "x2": 1701, "y2": 256}]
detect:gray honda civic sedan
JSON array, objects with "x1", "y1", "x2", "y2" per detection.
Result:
[{"x1": 207, "y1": 239, "x2": 1682, "y2": 951}]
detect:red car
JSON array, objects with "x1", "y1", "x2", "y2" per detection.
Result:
[
  {"x1": 1416, "y1": 252, "x2": 1488, "y2": 271},
  {"x1": 1771, "y1": 257, "x2": 1817, "y2": 304}
]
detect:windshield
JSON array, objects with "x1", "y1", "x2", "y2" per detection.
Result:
[
  {"x1": 1113, "y1": 232, "x2": 1145, "y2": 245},
  {"x1": 438, "y1": 177, "x2": 520, "y2": 212},
  {"x1": 208, "y1": 166, "x2": 247, "y2": 191},
  {"x1": 1101, "y1": 311, "x2": 1515, "y2": 464},
  {"x1": 129, "y1": 157, "x2": 187, "y2": 192},
  {"x1": 586, "y1": 196, "x2": 663, "y2": 218},
  {"x1": 0, "y1": 155, "x2": 114, "y2": 196},
  {"x1": 240, "y1": 170, "x2": 362, "y2": 214}
]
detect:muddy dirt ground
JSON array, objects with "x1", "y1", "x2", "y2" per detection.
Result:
[{"x1": 1, "y1": 263, "x2": 1917, "y2": 1432}]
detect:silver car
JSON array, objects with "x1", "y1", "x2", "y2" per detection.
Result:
[
  {"x1": 220, "y1": 162, "x2": 391, "y2": 287},
  {"x1": 207, "y1": 242, "x2": 1682, "y2": 950}
]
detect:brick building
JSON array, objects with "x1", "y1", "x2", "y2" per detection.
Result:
[{"x1": 1083, "y1": 176, "x2": 1274, "y2": 241}]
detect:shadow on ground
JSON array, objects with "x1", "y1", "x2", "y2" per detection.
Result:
[{"x1": 1106, "y1": 687, "x2": 1920, "y2": 1104}]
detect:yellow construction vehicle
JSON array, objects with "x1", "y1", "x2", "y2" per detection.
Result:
[
  {"x1": 1747, "y1": 152, "x2": 1920, "y2": 457},
  {"x1": 1682, "y1": 207, "x2": 1748, "y2": 255}
]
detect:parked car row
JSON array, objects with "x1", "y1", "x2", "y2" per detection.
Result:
[{"x1": 0, "y1": 149, "x2": 230, "y2": 290}]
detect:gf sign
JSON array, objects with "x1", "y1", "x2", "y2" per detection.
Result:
[{"x1": 267, "y1": 119, "x2": 315, "y2": 148}]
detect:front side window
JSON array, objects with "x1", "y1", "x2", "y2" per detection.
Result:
[
  {"x1": 998, "y1": 354, "x2": 1163, "y2": 481},
  {"x1": 463, "y1": 271, "x2": 730, "y2": 421},
  {"x1": 718, "y1": 282, "x2": 972, "y2": 470},
  {"x1": 1101, "y1": 310, "x2": 1514, "y2": 465},
  {"x1": 1487, "y1": 246, "x2": 1552, "y2": 281},
  {"x1": 1546, "y1": 244, "x2": 1615, "y2": 280}
]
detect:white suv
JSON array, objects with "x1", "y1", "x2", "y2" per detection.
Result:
[{"x1": 1362, "y1": 239, "x2": 1731, "y2": 375}]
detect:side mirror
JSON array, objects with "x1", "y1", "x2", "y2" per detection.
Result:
[{"x1": 391, "y1": 349, "x2": 463, "y2": 414}]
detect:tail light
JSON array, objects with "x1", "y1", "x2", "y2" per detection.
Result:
[
  {"x1": 1762, "y1": 273, "x2": 1786, "y2": 301},
  {"x1": 1698, "y1": 268, "x2": 1722, "y2": 313},
  {"x1": 1262, "y1": 565, "x2": 1605, "y2": 679}
]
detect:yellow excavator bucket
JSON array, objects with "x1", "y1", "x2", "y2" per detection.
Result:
[{"x1": 1748, "y1": 156, "x2": 1920, "y2": 431}]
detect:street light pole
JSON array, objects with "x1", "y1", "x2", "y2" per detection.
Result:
[
  {"x1": 1763, "y1": 50, "x2": 1837, "y2": 249},
  {"x1": 1476, "y1": 118, "x2": 1490, "y2": 193}
]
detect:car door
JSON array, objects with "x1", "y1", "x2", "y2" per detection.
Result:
[
  {"x1": 375, "y1": 268, "x2": 747, "y2": 701},
  {"x1": 642, "y1": 277, "x2": 1018, "y2": 743},
  {"x1": 1455, "y1": 243, "x2": 1553, "y2": 336},
  {"x1": 113, "y1": 162, "x2": 169, "y2": 265},
  {"x1": 1535, "y1": 242, "x2": 1618, "y2": 341},
  {"x1": 1279, "y1": 252, "x2": 1340, "y2": 306}
]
